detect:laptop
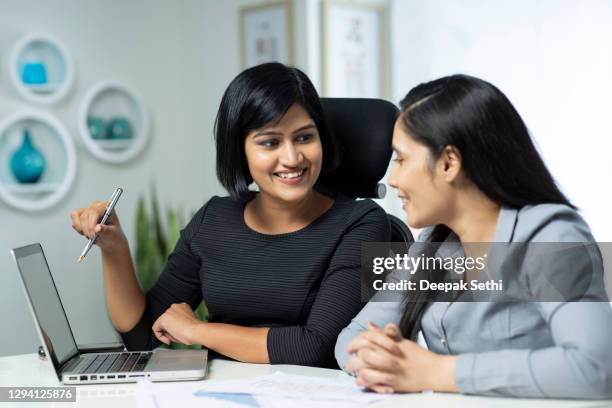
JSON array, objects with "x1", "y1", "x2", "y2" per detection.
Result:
[{"x1": 11, "y1": 243, "x2": 208, "y2": 385}]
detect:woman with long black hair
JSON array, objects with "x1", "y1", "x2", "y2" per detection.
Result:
[{"x1": 335, "y1": 74, "x2": 612, "y2": 398}]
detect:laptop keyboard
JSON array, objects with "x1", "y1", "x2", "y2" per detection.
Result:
[{"x1": 74, "y1": 352, "x2": 152, "y2": 374}]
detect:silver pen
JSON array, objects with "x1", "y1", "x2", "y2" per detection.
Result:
[{"x1": 77, "y1": 187, "x2": 123, "y2": 263}]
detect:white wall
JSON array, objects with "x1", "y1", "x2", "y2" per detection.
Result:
[
  {"x1": 0, "y1": 0, "x2": 224, "y2": 357},
  {"x1": 389, "y1": 0, "x2": 612, "y2": 240}
]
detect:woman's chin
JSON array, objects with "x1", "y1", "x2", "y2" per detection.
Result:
[
  {"x1": 274, "y1": 186, "x2": 312, "y2": 203},
  {"x1": 406, "y1": 213, "x2": 425, "y2": 229}
]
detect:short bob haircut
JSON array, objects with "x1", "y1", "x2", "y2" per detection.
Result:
[{"x1": 214, "y1": 62, "x2": 340, "y2": 201}]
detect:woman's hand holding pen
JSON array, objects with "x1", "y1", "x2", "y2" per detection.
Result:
[
  {"x1": 71, "y1": 193, "x2": 145, "y2": 333},
  {"x1": 70, "y1": 200, "x2": 127, "y2": 252},
  {"x1": 346, "y1": 322, "x2": 459, "y2": 394}
]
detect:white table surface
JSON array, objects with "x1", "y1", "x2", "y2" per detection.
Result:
[{"x1": 1, "y1": 353, "x2": 611, "y2": 408}]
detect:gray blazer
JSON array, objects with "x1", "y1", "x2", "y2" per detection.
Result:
[{"x1": 335, "y1": 204, "x2": 612, "y2": 399}]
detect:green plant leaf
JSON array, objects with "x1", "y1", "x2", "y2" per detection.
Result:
[
  {"x1": 150, "y1": 183, "x2": 167, "y2": 258},
  {"x1": 135, "y1": 196, "x2": 149, "y2": 279},
  {"x1": 195, "y1": 302, "x2": 208, "y2": 321},
  {"x1": 166, "y1": 209, "x2": 181, "y2": 259}
]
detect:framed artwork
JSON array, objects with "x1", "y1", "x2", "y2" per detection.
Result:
[
  {"x1": 322, "y1": 0, "x2": 390, "y2": 98},
  {"x1": 240, "y1": 1, "x2": 294, "y2": 69}
]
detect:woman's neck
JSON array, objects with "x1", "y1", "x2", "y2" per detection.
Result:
[
  {"x1": 247, "y1": 190, "x2": 333, "y2": 234},
  {"x1": 445, "y1": 190, "x2": 501, "y2": 243}
]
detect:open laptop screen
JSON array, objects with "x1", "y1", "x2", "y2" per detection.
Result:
[{"x1": 13, "y1": 244, "x2": 78, "y2": 368}]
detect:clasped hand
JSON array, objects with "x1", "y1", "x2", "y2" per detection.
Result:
[
  {"x1": 345, "y1": 322, "x2": 458, "y2": 394},
  {"x1": 152, "y1": 303, "x2": 203, "y2": 346}
]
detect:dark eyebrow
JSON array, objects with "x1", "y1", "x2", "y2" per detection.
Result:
[
  {"x1": 253, "y1": 123, "x2": 317, "y2": 138},
  {"x1": 253, "y1": 130, "x2": 282, "y2": 138},
  {"x1": 293, "y1": 124, "x2": 317, "y2": 133}
]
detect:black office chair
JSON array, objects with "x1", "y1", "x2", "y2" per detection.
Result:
[{"x1": 319, "y1": 98, "x2": 414, "y2": 246}]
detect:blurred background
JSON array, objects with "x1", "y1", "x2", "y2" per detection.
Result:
[{"x1": 1, "y1": 0, "x2": 611, "y2": 357}]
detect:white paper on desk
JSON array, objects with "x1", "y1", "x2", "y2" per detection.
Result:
[
  {"x1": 143, "y1": 392, "x2": 358, "y2": 408},
  {"x1": 137, "y1": 372, "x2": 391, "y2": 408},
  {"x1": 195, "y1": 372, "x2": 387, "y2": 403}
]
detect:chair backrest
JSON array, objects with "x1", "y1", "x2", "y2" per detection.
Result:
[
  {"x1": 320, "y1": 97, "x2": 414, "y2": 245},
  {"x1": 388, "y1": 214, "x2": 414, "y2": 246},
  {"x1": 319, "y1": 98, "x2": 397, "y2": 199}
]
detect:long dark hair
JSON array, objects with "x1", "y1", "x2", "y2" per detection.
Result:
[
  {"x1": 398, "y1": 74, "x2": 575, "y2": 340},
  {"x1": 214, "y1": 62, "x2": 340, "y2": 201}
]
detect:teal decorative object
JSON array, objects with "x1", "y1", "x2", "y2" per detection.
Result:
[
  {"x1": 22, "y1": 62, "x2": 48, "y2": 85},
  {"x1": 107, "y1": 117, "x2": 133, "y2": 140},
  {"x1": 10, "y1": 128, "x2": 46, "y2": 183},
  {"x1": 87, "y1": 116, "x2": 107, "y2": 140}
]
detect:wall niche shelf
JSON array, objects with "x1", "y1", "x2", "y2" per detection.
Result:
[
  {"x1": 78, "y1": 80, "x2": 149, "y2": 163},
  {"x1": 9, "y1": 33, "x2": 75, "y2": 105},
  {"x1": 6, "y1": 183, "x2": 61, "y2": 194},
  {"x1": 0, "y1": 110, "x2": 77, "y2": 211}
]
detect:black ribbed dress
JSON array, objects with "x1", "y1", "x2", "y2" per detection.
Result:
[{"x1": 120, "y1": 194, "x2": 390, "y2": 368}]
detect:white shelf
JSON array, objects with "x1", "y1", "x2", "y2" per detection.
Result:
[
  {"x1": 5, "y1": 182, "x2": 61, "y2": 194},
  {"x1": 0, "y1": 110, "x2": 77, "y2": 211},
  {"x1": 78, "y1": 80, "x2": 149, "y2": 164},
  {"x1": 24, "y1": 83, "x2": 60, "y2": 94},
  {"x1": 93, "y1": 139, "x2": 132, "y2": 150},
  {"x1": 9, "y1": 33, "x2": 75, "y2": 105}
]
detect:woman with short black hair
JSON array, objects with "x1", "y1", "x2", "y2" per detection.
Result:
[
  {"x1": 71, "y1": 62, "x2": 390, "y2": 368},
  {"x1": 215, "y1": 63, "x2": 340, "y2": 201},
  {"x1": 335, "y1": 74, "x2": 612, "y2": 398}
]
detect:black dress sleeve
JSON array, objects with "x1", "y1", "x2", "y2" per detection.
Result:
[
  {"x1": 119, "y1": 200, "x2": 211, "y2": 350},
  {"x1": 266, "y1": 204, "x2": 391, "y2": 367}
]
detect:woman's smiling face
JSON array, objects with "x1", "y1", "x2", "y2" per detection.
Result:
[
  {"x1": 244, "y1": 103, "x2": 323, "y2": 203},
  {"x1": 387, "y1": 119, "x2": 452, "y2": 228}
]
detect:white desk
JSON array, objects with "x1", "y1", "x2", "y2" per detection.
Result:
[{"x1": 0, "y1": 353, "x2": 610, "y2": 408}]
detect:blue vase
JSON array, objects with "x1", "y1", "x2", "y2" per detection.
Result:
[{"x1": 10, "y1": 128, "x2": 46, "y2": 183}]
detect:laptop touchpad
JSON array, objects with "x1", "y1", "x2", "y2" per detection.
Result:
[{"x1": 147, "y1": 349, "x2": 208, "y2": 371}]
